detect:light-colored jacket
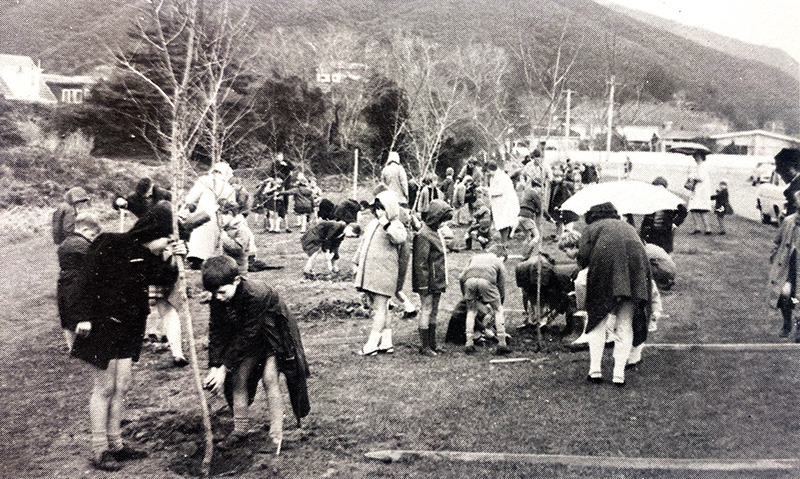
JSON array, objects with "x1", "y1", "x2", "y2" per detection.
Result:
[
  {"x1": 488, "y1": 169, "x2": 520, "y2": 231},
  {"x1": 185, "y1": 173, "x2": 235, "y2": 260},
  {"x1": 354, "y1": 190, "x2": 408, "y2": 297},
  {"x1": 381, "y1": 159, "x2": 409, "y2": 205},
  {"x1": 687, "y1": 162, "x2": 713, "y2": 211},
  {"x1": 768, "y1": 213, "x2": 800, "y2": 305}
]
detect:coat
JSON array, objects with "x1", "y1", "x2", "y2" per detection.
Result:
[
  {"x1": 57, "y1": 233, "x2": 92, "y2": 330},
  {"x1": 439, "y1": 176, "x2": 455, "y2": 204},
  {"x1": 52, "y1": 187, "x2": 89, "y2": 244},
  {"x1": 640, "y1": 204, "x2": 687, "y2": 254},
  {"x1": 687, "y1": 162, "x2": 712, "y2": 212},
  {"x1": 412, "y1": 201, "x2": 453, "y2": 295},
  {"x1": 293, "y1": 185, "x2": 315, "y2": 215},
  {"x1": 353, "y1": 190, "x2": 408, "y2": 297},
  {"x1": 577, "y1": 218, "x2": 651, "y2": 347},
  {"x1": 487, "y1": 169, "x2": 520, "y2": 231},
  {"x1": 209, "y1": 279, "x2": 310, "y2": 425},
  {"x1": 301, "y1": 220, "x2": 346, "y2": 259},
  {"x1": 768, "y1": 213, "x2": 800, "y2": 306},
  {"x1": 185, "y1": 174, "x2": 235, "y2": 260},
  {"x1": 71, "y1": 232, "x2": 178, "y2": 369},
  {"x1": 459, "y1": 252, "x2": 506, "y2": 303},
  {"x1": 711, "y1": 189, "x2": 733, "y2": 215},
  {"x1": 221, "y1": 216, "x2": 254, "y2": 273},
  {"x1": 518, "y1": 187, "x2": 542, "y2": 220},
  {"x1": 381, "y1": 160, "x2": 409, "y2": 205}
]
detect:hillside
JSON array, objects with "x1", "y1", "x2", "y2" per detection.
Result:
[
  {"x1": 601, "y1": 1, "x2": 799, "y2": 78},
  {"x1": 0, "y1": 0, "x2": 798, "y2": 133}
]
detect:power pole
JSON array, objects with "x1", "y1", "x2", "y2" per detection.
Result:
[
  {"x1": 563, "y1": 89, "x2": 573, "y2": 141},
  {"x1": 605, "y1": 75, "x2": 615, "y2": 165}
]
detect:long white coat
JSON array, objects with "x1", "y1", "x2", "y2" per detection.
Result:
[
  {"x1": 185, "y1": 169, "x2": 235, "y2": 260},
  {"x1": 687, "y1": 161, "x2": 713, "y2": 212},
  {"x1": 488, "y1": 169, "x2": 520, "y2": 231}
]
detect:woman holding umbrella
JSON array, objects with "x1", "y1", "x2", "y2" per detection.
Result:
[{"x1": 685, "y1": 151, "x2": 713, "y2": 235}]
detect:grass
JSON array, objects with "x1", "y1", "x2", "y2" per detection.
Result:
[{"x1": 0, "y1": 194, "x2": 798, "y2": 478}]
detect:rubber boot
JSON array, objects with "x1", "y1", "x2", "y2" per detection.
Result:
[
  {"x1": 429, "y1": 324, "x2": 443, "y2": 353},
  {"x1": 418, "y1": 328, "x2": 436, "y2": 356},
  {"x1": 780, "y1": 307, "x2": 792, "y2": 338}
]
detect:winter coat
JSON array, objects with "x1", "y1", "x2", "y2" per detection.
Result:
[
  {"x1": 412, "y1": 200, "x2": 453, "y2": 295},
  {"x1": 353, "y1": 190, "x2": 408, "y2": 297},
  {"x1": 209, "y1": 279, "x2": 310, "y2": 425},
  {"x1": 301, "y1": 220, "x2": 346, "y2": 259},
  {"x1": 185, "y1": 173, "x2": 235, "y2": 260},
  {"x1": 71, "y1": 232, "x2": 178, "y2": 369},
  {"x1": 640, "y1": 204, "x2": 687, "y2": 254},
  {"x1": 686, "y1": 162, "x2": 713, "y2": 212},
  {"x1": 57, "y1": 233, "x2": 92, "y2": 330},
  {"x1": 548, "y1": 181, "x2": 574, "y2": 218},
  {"x1": 459, "y1": 252, "x2": 507, "y2": 303},
  {"x1": 233, "y1": 185, "x2": 253, "y2": 217},
  {"x1": 221, "y1": 216, "x2": 254, "y2": 273},
  {"x1": 439, "y1": 176, "x2": 455, "y2": 204},
  {"x1": 293, "y1": 185, "x2": 315, "y2": 215},
  {"x1": 415, "y1": 184, "x2": 441, "y2": 218},
  {"x1": 113, "y1": 186, "x2": 172, "y2": 219},
  {"x1": 577, "y1": 218, "x2": 651, "y2": 347},
  {"x1": 333, "y1": 199, "x2": 361, "y2": 225},
  {"x1": 381, "y1": 159, "x2": 409, "y2": 205},
  {"x1": 518, "y1": 187, "x2": 542, "y2": 220},
  {"x1": 768, "y1": 213, "x2": 800, "y2": 306},
  {"x1": 487, "y1": 169, "x2": 520, "y2": 231},
  {"x1": 52, "y1": 187, "x2": 89, "y2": 244},
  {"x1": 457, "y1": 164, "x2": 484, "y2": 187},
  {"x1": 783, "y1": 174, "x2": 800, "y2": 216},
  {"x1": 711, "y1": 189, "x2": 733, "y2": 215}
]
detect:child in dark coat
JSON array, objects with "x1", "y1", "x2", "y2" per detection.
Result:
[
  {"x1": 57, "y1": 213, "x2": 102, "y2": 350},
  {"x1": 301, "y1": 220, "x2": 361, "y2": 277},
  {"x1": 71, "y1": 202, "x2": 183, "y2": 471},
  {"x1": 711, "y1": 180, "x2": 733, "y2": 235},
  {"x1": 202, "y1": 256, "x2": 310, "y2": 455},
  {"x1": 412, "y1": 199, "x2": 453, "y2": 356},
  {"x1": 464, "y1": 200, "x2": 492, "y2": 250}
]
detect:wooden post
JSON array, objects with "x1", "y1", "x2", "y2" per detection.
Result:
[{"x1": 353, "y1": 148, "x2": 359, "y2": 200}]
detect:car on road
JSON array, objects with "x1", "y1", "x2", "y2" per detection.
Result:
[
  {"x1": 756, "y1": 170, "x2": 786, "y2": 225},
  {"x1": 748, "y1": 160, "x2": 775, "y2": 186}
]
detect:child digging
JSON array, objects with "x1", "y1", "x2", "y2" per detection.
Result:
[
  {"x1": 412, "y1": 199, "x2": 454, "y2": 356},
  {"x1": 57, "y1": 212, "x2": 102, "y2": 350},
  {"x1": 71, "y1": 201, "x2": 183, "y2": 471},
  {"x1": 460, "y1": 244, "x2": 512, "y2": 355},
  {"x1": 301, "y1": 219, "x2": 361, "y2": 278},
  {"x1": 202, "y1": 255, "x2": 310, "y2": 454}
]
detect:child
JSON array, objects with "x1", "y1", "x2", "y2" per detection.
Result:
[
  {"x1": 57, "y1": 213, "x2": 102, "y2": 350},
  {"x1": 255, "y1": 177, "x2": 287, "y2": 233},
  {"x1": 217, "y1": 199, "x2": 254, "y2": 274},
  {"x1": 202, "y1": 256, "x2": 309, "y2": 454},
  {"x1": 412, "y1": 199, "x2": 454, "y2": 356},
  {"x1": 459, "y1": 244, "x2": 511, "y2": 355},
  {"x1": 464, "y1": 199, "x2": 492, "y2": 251},
  {"x1": 228, "y1": 177, "x2": 253, "y2": 218},
  {"x1": 768, "y1": 191, "x2": 800, "y2": 341},
  {"x1": 439, "y1": 167, "x2": 455, "y2": 205},
  {"x1": 353, "y1": 188, "x2": 408, "y2": 356},
  {"x1": 414, "y1": 173, "x2": 441, "y2": 220},
  {"x1": 52, "y1": 186, "x2": 91, "y2": 245},
  {"x1": 301, "y1": 219, "x2": 361, "y2": 277},
  {"x1": 711, "y1": 180, "x2": 733, "y2": 235},
  {"x1": 71, "y1": 201, "x2": 182, "y2": 471},
  {"x1": 291, "y1": 173, "x2": 315, "y2": 233}
]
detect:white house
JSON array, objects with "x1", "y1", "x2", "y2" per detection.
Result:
[
  {"x1": 710, "y1": 129, "x2": 800, "y2": 156},
  {"x1": 0, "y1": 54, "x2": 57, "y2": 103}
]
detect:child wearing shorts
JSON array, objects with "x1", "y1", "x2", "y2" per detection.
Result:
[{"x1": 459, "y1": 244, "x2": 511, "y2": 355}]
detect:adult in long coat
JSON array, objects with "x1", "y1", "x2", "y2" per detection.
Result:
[
  {"x1": 354, "y1": 189, "x2": 408, "y2": 355},
  {"x1": 768, "y1": 210, "x2": 800, "y2": 340},
  {"x1": 380, "y1": 151, "x2": 409, "y2": 207},
  {"x1": 185, "y1": 162, "x2": 235, "y2": 267},
  {"x1": 485, "y1": 161, "x2": 519, "y2": 242},
  {"x1": 686, "y1": 152, "x2": 713, "y2": 234},
  {"x1": 52, "y1": 186, "x2": 90, "y2": 244},
  {"x1": 577, "y1": 202, "x2": 651, "y2": 386}
]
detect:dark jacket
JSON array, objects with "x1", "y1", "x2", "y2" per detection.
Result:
[
  {"x1": 293, "y1": 185, "x2": 315, "y2": 215},
  {"x1": 439, "y1": 176, "x2": 455, "y2": 204},
  {"x1": 57, "y1": 233, "x2": 92, "y2": 330},
  {"x1": 301, "y1": 220, "x2": 346, "y2": 259},
  {"x1": 333, "y1": 199, "x2": 361, "y2": 224},
  {"x1": 639, "y1": 204, "x2": 687, "y2": 254},
  {"x1": 113, "y1": 186, "x2": 172, "y2": 218},
  {"x1": 209, "y1": 279, "x2": 310, "y2": 424},
  {"x1": 578, "y1": 218, "x2": 651, "y2": 347},
  {"x1": 711, "y1": 189, "x2": 733, "y2": 215},
  {"x1": 412, "y1": 201, "x2": 453, "y2": 294},
  {"x1": 784, "y1": 174, "x2": 800, "y2": 216},
  {"x1": 52, "y1": 187, "x2": 89, "y2": 244},
  {"x1": 71, "y1": 232, "x2": 178, "y2": 369},
  {"x1": 518, "y1": 187, "x2": 542, "y2": 220}
]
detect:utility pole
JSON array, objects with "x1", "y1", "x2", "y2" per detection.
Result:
[
  {"x1": 605, "y1": 76, "x2": 615, "y2": 165},
  {"x1": 563, "y1": 89, "x2": 573, "y2": 141}
]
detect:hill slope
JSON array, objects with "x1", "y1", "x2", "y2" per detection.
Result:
[{"x1": 0, "y1": 0, "x2": 797, "y2": 133}]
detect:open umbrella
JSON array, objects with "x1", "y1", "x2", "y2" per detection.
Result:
[
  {"x1": 666, "y1": 142, "x2": 710, "y2": 156},
  {"x1": 561, "y1": 180, "x2": 684, "y2": 216}
]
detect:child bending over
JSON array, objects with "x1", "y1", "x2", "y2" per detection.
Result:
[{"x1": 459, "y1": 244, "x2": 511, "y2": 355}]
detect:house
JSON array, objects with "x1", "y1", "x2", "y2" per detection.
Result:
[
  {"x1": 0, "y1": 54, "x2": 56, "y2": 103},
  {"x1": 710, "y1": 130, "x2": 800, "y2": 156},
  {"x1": 316, "y1": 62, "x2": 368, "y2": 85},
  {"x1": 618, "y1": 125, "x2": 661, "y2": 151},
  {"x1": 0, "y1": 54, "x2": 96, "y2": 104}
]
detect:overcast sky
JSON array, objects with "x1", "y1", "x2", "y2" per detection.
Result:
[{"x1": 597, "y1": 0, "x2": 800, "y2": 63}]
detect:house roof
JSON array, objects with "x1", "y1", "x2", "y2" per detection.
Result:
[
  {"x1": 42, "y1": 73, "x2": 96, "y2": 85},
  {"x1": 38, "y1": 81, "x2": 57, "y2": 102},
  {"x1": 0, "y1": 76, "x2": 12, "y2": 97},
  {"x1": 0, "y1": 54, "x2": 36, "y2": 69},
  {"x1": 619, "y1": 125, "x2": 660, "y2": 143},
  {"x1": 659, "y1": 129, "x2": 707, "y2": 141},
  {"x1": 709, "y1": 129, "x2": 800, "y2": 143}
]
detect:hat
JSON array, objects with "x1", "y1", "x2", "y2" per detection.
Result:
[
  {"x1": 387, "y1": 151, "x2": 400, "y2": 164},
  {"x1": 775, "y1": 148, "x2": 800, "y2": 172},
  {"x1": 463, "y1": 175, "x2": 474, "y2": 184},
  {"x1": 584, "y1": 202, "x2": 619, "y2": 225},
  {"x1": 652, "y1": 177, "x2": 668, "y2": 188},
  {"x1": 211, "y1": 162, "x2": 233, "y2": 179},
  {"x1": 129, "y1": 200, "x2": 173, "y2": 243},
  {"x1": 65, "y1": 186, "x2": 89, "y2": 206}
]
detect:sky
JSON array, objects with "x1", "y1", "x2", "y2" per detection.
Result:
[{"x1": 597, "y1": 0, "x2": 800, "y2": 63}]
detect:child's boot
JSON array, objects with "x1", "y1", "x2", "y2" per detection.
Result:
[
  {"x1": 378, "y1": 329, "x2": 394, "y2": 354},
  {"x1": 418, "y1": 328, "x2": 436, "y2": 356},
  {"x1": 429, "y1": 324, "x2": 443, "y2": 353},
  {"x1": 780, "y1": 311, "x2": 792, "y2": 338},
  {"x1": 358, "y1": 330, "x2": 382, "y2": 356}
]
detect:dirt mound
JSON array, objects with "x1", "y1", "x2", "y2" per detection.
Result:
[{"x1": 302, "y1": 299, "x2": 370, "y2": 321}]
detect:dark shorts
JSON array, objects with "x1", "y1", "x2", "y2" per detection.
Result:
[{"x1": 463, "y1": 277, "x2": 501, "y2": 305}]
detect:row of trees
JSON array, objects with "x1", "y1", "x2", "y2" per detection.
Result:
[{"x1": 56, "y1": 0, "x2": 693, "y2": 182}]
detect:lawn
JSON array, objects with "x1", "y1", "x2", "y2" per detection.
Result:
[{"x1": 1, "y1": 203, "x2": 798, "y2": 478}]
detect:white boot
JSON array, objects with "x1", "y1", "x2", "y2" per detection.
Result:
[
  {"x1": 378, "y1": 329, "x2": 394, "y2": 354},
  {"x1": 359, "y1": 331, "x2": 382, "y2": 356}
]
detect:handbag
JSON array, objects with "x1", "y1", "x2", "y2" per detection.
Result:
[{"x1": 684, "y1": 178, "x2": 698, "y2": 192}]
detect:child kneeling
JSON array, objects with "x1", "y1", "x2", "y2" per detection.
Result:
[{"x1": 202, "y1": 256, "x2": 310, "y2": 454}]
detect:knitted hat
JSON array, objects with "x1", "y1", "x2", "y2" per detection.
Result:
[
  {"x1": 584, "y1": 202, "x2": 619, "y2": 225},
  {"x1": 652, "y1": 177, "x2": 668, "y2": 188},
  {"x1": 129, "y1": 200, "x2": 173, "y2": 243}
]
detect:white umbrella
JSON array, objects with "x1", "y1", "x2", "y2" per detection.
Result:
[{"x1": 561, "y1": 180, "x2": 685, "y2": 216}]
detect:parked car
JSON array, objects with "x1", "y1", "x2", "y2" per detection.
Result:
[
  {"x1": 748, "y1": 160, "x2": 775, "y2": 186},
  {"x1": 756, "y1": 170, "x2": 786, "y2": 225}
]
